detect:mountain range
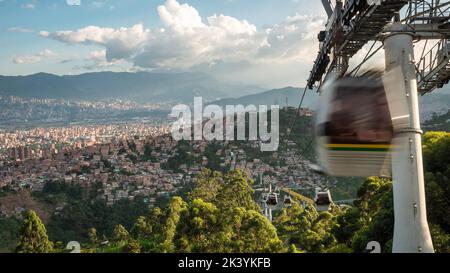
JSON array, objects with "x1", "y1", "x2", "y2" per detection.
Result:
[
  {"x1": 418, "y1": 89, "x2": 450, "y2": 121},
  {"x1": 0, "y1": 72, "x2": 262, "y2": 104},
  {"x1": 211, "y1": 87, "x2": 319, "y2": 109},
  {"x1": 212, "y1": 86, "x2": 450, "y2": 121},
  {"x1": 0, "y1": 71, "x2": 448, "y2": 121}
]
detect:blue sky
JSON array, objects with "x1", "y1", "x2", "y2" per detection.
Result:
[{"x1": 0, "y1": 0, "x2": 327, "y2": 87}]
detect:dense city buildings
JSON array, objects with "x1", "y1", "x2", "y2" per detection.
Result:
[
  {"x1": 0, "y1": 109, "x2": 325, "y2": 218},
  {"x1": 0, "y1": 96, "x2": 171, "y2": 129}
]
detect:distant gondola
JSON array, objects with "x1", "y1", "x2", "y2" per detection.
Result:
[
  {"x1": 266, "y1": 193, "x2": 278, "y2": 206},
  {"x1": 283, "y1": 195, "x2": 292, "y2": 206},
  {"x1": 314, "y1": 189, "x2": 332, "y2": 212}
]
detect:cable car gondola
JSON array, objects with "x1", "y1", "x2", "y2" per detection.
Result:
[
  {"x1": 314, "y1": 189, "x2": 332, "y2": 212},
  {"x1": 315, "y1": 73, "x2": 394, "y2": 177},
  {"x1": 266, "y1": 193, "x2": 278, "y2": 206},
  {"x1": 283, "y1": 195, "x2": 292, "y2": 206}
]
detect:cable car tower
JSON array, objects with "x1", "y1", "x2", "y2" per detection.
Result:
[{"x1": 308, "y1": 0, "x2": 450, "y2": 253}]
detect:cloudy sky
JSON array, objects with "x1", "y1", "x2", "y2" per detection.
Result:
[{"x1": 0, "y1": 0, "x2": 333, "y2": 87}]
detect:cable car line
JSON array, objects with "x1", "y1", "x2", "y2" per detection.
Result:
[
  {"x1": 349, "y1": 42, "x2": 383, "y2": 76},
  {"x1": 285, "y1": 85, "x2": 309, "y2": 136},
  {"x1": 350, "y1": 40, "x2": 377, "y2": 76},
  {"x1": 305, "y1": 0, "x2": 450, "y2": 253}
]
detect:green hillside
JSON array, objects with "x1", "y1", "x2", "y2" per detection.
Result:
[{"x1": 3, "y1": 131, "x2": 448, "y2": 253}]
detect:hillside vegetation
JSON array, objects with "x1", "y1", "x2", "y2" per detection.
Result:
[{"x1": 9, "y1": 131, "x2": 450, "y2": 253}]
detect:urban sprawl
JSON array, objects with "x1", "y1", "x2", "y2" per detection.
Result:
[{"x1": 0, "y1": 114, "x2": 325, "y2": 218}]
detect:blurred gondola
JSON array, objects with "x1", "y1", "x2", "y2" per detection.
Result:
[{"x1": 315, "y1": 72, "x2": 394, "y2": 177}]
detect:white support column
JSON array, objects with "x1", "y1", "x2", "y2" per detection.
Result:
[{"x1": 384, "y1": 24, "x2": 434, "y2": 253}]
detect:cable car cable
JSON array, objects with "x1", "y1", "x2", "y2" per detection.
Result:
[
  {"x1": 349, "y1": 43, "x2": 384, "y2": 76},
  {"x1": 286, "y1": 85, "x2": 309, "y2": 137},
  {"x1": 299, "y1": 137, "x2": 315, "y2": 158},
  {"x1": 281, "y1": 83, "x2": 332, "y2": 192},
  {"x1": 284, "y1": 85, "x2": 318, "y2": 161},
  {"x1": 351, "y1": 41, "x2": 377, "y2": 76}
]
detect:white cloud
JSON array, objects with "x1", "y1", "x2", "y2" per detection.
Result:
[
  {"x1": 7, "y1": 26, "x2": 33, "y2": 33},
  {"x1": 21, "y1": 2, "x2": 35, "y2": 9},
  {"x1": 81, "y1": 49, "x2": 123, "y2": 70},
  {"x1": 41, "y1": 0, "x2": 325, "y2": 86},
  {"x1": 41, "y1": 24, "x2": 149, "y2": 61},
  {"x1": 157, "y1": 0, "x2": 204, "y2": 31},
  {"x1": 134, "y1": 2, "x2": 268, "y2": 69},
  {"x1": 66, "y1": 0, "x2": 81, "y2": 6},
  {"x1": 256, "y1": 14, "x2": 325, "y2": 64},
  {"x1": 92, "y1": 0, "x2": 108, "y2": 8},
  {"x1": 13, "y1": 49, "x2": 57, "y2": 64},
  {"x1": 39, "y1": 30, "x2": 50, "y2": 37}
]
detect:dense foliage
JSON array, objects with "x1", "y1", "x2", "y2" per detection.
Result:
[
  {"x1": 6, "y1": 132, "x2": 450, "y2": 253},
  {"x1": 15, "y1": 210, "x2": 53, "y2": 253}
]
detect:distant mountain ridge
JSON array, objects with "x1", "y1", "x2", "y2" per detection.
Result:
[
  {"x1": 0, "y1": 72, "x2": 448, "y2": 119},
  {"x1": 212, "y1": 85, "x2": 449, "y2": 121},
  {"x1": 211, "y1": 87, "x2": 319, "y2": 109},
  {"x1": 419, "y1": 87, "x2": 450, "y2": 121},
  {"x1": 0, "y1": 72, "x2": 263, "y2": 104}
]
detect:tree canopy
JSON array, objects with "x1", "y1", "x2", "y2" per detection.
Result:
[
  {"x1": 10, "y1": 132, "x2": 450, "y2": 253},
  {"x1": 15, "y1": 210, "x2": 53, "y2": 253}
]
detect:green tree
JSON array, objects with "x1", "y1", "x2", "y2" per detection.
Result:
[
  {"x1": 288, "y1": 244, "x2": 301, "y2": 253},
  {"x1": 148, "y1": 207, "x2": 163, "y2": 233},
  {"x1": 15, "y1": 210, "x2": 53, "y2": 253},
  {"x1": 131, "y1": 216, "x2": 151, "y2": 240},
  {"x1": 325, "y1": 244, "x2": 353, "y2": 253},
  {"x1": 88, "y1": 227, "x2": 99, "y2": 246},
  {"x1": 189, "y1": 169, "x2": 223, "y2": 203},
  {"x1": 159, "y1": 197, "x2": 188, "y2": 253},
  {"x1": 0, "y1": 217, "x2": 21, "y2": 252},
  {"x1": 216, "y1": 169, "x2": 259, "y2": 211},
  {"x1": 123, "y1": 239, "x2": 142, "y2": 253},
  {"x1": 274, "y1": 202, "x2": 338, "y2": 252},
  {"x1": 332, "y1": 207, "x2": 364, "y2": 245},
  {"x1": 351, "y1": 189, "x2": 394, "y2": 253},
  {"x1": 113, "y1": 224, "x2": 129, "y2": 244},
  {"x1": 175, "y1": 199, "x2": 222, "y2": 253},
  {"x1": 423, "y1": 132, "x2": 450, "y2": 232},
  {"x1": 226, "y1": 208, "x2": 284, "y2": 253},
  {"x1": 170, "y1": 196, "x2": 284, "y2": 253},
  {"x1": 329, "y1": 177, "x2": 394, "y2": 253},
  {"x1": 138, "y1": 207, "x2": 165, "y2": 253},
  {"x1": 430, "y1": 224, "x2": 450, "y2": 253}
]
